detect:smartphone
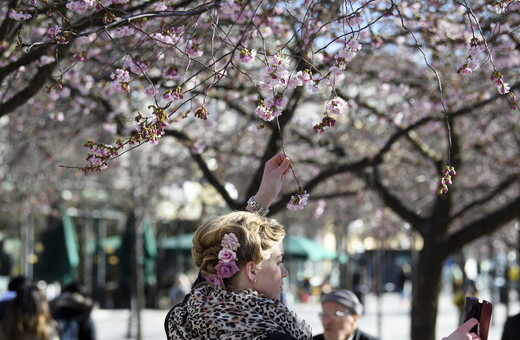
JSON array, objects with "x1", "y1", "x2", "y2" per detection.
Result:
[{"x1": 463, "y1": 296, "x2": 493, "y2": 340}]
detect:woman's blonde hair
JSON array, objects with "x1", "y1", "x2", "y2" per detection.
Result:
[{"x1": 192, "y1": 211, "x2": 285, "y2": 281}]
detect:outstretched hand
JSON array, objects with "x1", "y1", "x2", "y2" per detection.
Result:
[
  {"x1": 252, "y1": 153, "x2": 292, "y2": 208},
  {"x1": 441, "y1": 318, "x2": 480, "y2": 340}
]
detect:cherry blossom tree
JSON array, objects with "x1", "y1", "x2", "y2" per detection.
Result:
[{"x1": 1, "y1": 1, "x2": 519, "y2": 340}]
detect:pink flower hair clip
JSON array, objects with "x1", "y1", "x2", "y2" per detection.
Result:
[{"x1": 203, "y1": 233, "x2": 241, "y2": 287}]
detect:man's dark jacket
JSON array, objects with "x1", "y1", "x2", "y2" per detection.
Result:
[
  {"x1": 501, "y1": 312, "x2": 520, "y2": 340},
  {"x1": 313, "y1": 328, "x2": 380, "y2": 340}
]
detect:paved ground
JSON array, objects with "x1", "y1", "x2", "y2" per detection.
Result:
[{"x1": 92, "y1": 291, "x2": 519, "y2": 340}]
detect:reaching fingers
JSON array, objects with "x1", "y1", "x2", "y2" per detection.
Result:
[
  {"x1": 268, "y1": 153, "x2": 287, "y2": 167},
  {"x1": 441, "y1": 318, "x2": 480, "y2": 340},
  {"x1": 460, "y1": 318, "x2": 479, "y2": 332},
  {"x1": 267, "y1": 153, "x2": 291, "y2": 175},
  {"x1": 280, "y1": 157, "x2": 291, "y2": 175}
]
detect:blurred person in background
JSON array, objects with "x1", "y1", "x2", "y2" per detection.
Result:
[
  {"x1": 168, "y1": 274, "x2": 189, "y2": 307},
  {"x1": 313, "y1": 290, "x2": 379, "y2": 340},
  {"x1": 501, "y1": 311, "x2": 520, "y2": 340},
  {"x1": 50, "y1": 282, "x2": 97, "y2": 340},
  {"x1": 352, "y1": 264, "x2": 369, "y2": 308},
  {"x1": 0, "y1": 275, "x2": 33, "y2": 322},
  {"x1": 0, "y1": 283, "x2": 60, "y2": 340}
]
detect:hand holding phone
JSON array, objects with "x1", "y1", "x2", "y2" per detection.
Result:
[{"x1": 463, "y1": 296, "x2": 493, "y2": 340}]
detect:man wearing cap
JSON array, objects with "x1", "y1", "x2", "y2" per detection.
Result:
[{"x1": 313, "y1": 289, "x2": 379, "y2": 340}]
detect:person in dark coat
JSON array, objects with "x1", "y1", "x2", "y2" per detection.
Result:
[
  {"x1": 49, "y1": 282, "x2": 97, "y2": 340},
  {"x1": 313, "y1": 290, "x2": 379, "y2": 340},
  {"x1": 0, "y1": 275, "x2": 32, "y2": 322},
  {"x1": 501, "y1": 312, "x2": 520, "y2": 340}
]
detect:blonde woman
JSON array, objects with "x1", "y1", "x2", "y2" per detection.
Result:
[{"x1": 166, "y1": 211, "x2": 312, "y2": 340}]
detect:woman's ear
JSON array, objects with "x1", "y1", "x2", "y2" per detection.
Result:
[{"x1": 243, "y1": 261, "x2": 257, "y2": 282}]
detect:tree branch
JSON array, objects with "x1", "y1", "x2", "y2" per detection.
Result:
[
  {"x1": 451, "y1": 174, "x2": 520, "y2": 221},
  {"x1": 443, "y1": 193, "x2": 520, "y2": 254},
  {"x1": 369, "y1": 166, "x2": 426, "y2": 230}
]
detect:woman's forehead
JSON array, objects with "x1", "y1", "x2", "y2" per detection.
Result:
[{"x1": 269, "y1": 240, "x2": 285, "y2": 257}]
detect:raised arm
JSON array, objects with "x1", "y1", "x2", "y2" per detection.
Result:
[{"x1": 246, "y1": 153, "x2": 292, "y2": 215}]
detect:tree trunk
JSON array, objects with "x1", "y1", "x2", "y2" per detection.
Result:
[{"x1": 411, "y1": 240, "x2": 444, "y2": 340}]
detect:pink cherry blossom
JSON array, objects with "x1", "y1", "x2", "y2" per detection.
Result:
[
  {"x1": 498, "y1": 82, "x2": 510, "y2": 95},
  {"x1": 326, "y1": 96, "x2": 348, "y2": 115},
  {"x1": 145, "y1": 84, "x2": 157, "y2": 97},
  {"x1": 163, "y1": 86, "x2": 184, "y2": 101},
  {"x1": 238, "y1": 48, "x2": 256, "y2": 63},
  {"x1": 255, "y1": 99, "x2": 283, "y2": 122},
  {"x1": 186, "y1": 38, "x2": 203, "y2": 58},
  {"x1": 47, "y1": 26, "x2": 61, "y2": 39},
  {"x1": 457, "y1": 64, "x2": 472, "y2": 74},
  {"x1": 258, "y1": 52, "x2": 291, "y2": 91},
  {"x1": 110, "y1": 68, "x2": 131, "y2": 93},
  {"x1": 8, "y1": 10, "x2": 32, "y2": 21},
  {"x1": 66, "y1": 1, "x2": 91, "y2": 12},
  {"x1": 163, "y1": 66, "x2": 179, "y2": 80},
  {"x1": 287, "y1": 189, "x2": 310, "y2": 210},
  {"x1": 124, "y1": 57, "x2": 149, "y2": 74},
  {"x1": 467, "y1": 60, "x2": 479, "y2": 71},
  {"x1": 490, "y1": 71, "x2": 511, "y2": 95},
  {"x1": 112, "y1": 26, "x2": 135, "y2": 38}
]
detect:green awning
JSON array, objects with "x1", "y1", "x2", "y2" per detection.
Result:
[
  {"x1": 283, "y1": 235, "x2": 337, "y2": 261},
  {"x1": 63, "y1": 212, "x2": 80, "y2": 267}
]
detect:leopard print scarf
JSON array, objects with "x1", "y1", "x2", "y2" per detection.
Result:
[{"x1": 166, "y1": 283, "x2": 312, "y2": 340}]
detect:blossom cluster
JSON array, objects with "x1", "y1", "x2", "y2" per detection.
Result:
[
  {"x1": 186, "y1": 38, "x2": 203, "y2": 58},
  {"x1": 252, "y1": 40, "x2": 360, "y2": 125},
  {"x1": 490, "y1": 71, "x2": 511, "y2": 95},
  {"x1": 254, "y1": 94, "x2": 287, "y2": 122},
  {"x1": 438, "y1": 165, "x2": 457, "y2": 195},
  {"x1": 330, "y1": 39, "x2": 362, "y2": 76},
  {"x1": 456, "y1": 38, "x2": 482, "y2": 75},
  {"x1": 110, "y1": 68, "x2": 131, "y2": 93},
  {"x1": 66, "y1": 0, "x2": 129, "y2": 12},
  {"x1": 257, "y1": 52, "x2": 291, "y2": 92},
  {"x1": 202, "y1": 233, "x2": 241, "y2": 287},
  {"x1": 238, "y1": 48, "x2": 257, "y2": 63},
  {"x1": 487, "y1": 0, "x2": 518, "y2": 14},
  {"x1": 82, "y1": 140, "x2": 120, "y2": 174},
  {"x1": 133, "y1": 105, "x2": 169, "y2": 145},
  {"x1": 313, "y1": 96, "x2": 349, "y2": 134},
  {"x1": 287, "y1": 188, "x2": 310, "y2": 210},
  {"x1": 80, "y1": 105, "x2": 169, "y2": 174},
  {"x1": 194, "y1": 106, "x2": 209, "y2": 120},
  {"x1": 288, "y1": 69, "x2": 315, "y2": 90},
  {"x1": 163, "y1": 86, "x2": 184, "y2": 101},
  {"x1": 8, "y1": 9, "x2": 32, "y2": 21}
]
